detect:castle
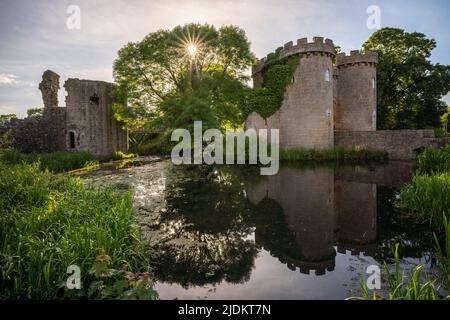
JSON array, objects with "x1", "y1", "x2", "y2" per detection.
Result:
[
  {"x1": 245, "y1": 37, "x2": 448, "y2": 159},
  {"x1": 1, "y1": 70, "x2": 128, "y2": 157}
]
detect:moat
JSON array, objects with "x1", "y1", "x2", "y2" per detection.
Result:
[{"x1": 82, "y1": 159, "x2": 436, "y2": 299}]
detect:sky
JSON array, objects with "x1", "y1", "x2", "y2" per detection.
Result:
[{"x1": 0, "y1": 0, "x2": 449, "y2": 117}]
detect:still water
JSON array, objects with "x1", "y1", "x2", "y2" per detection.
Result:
[{"x1": 83, "y1": 159, "x2": 435, "y2": 300}]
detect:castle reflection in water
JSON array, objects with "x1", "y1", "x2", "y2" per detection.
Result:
[{"x1": 246, "y1": 162, "x2": 412, "y2": 276}]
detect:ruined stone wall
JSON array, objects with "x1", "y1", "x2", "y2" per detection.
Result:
[
  {"x1": 335, "y1": 51, "x2": 377, "y2": 131},
  {"x1": 334, "y1": 129, "x2": 449, "y2": 160},
  {"x1": 64, "y1": 78, "x2": 128, "y2": 157},
  {"x1": 6, "y1": 107, "x2": 66, "y2": 153}
]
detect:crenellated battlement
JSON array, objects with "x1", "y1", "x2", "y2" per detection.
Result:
[
  {"x1": 252, "y1": 36, "x2": 335, "y2": 75},
  {"x1": 336, "y1": 50, "x2": 378, "y2": 67}
]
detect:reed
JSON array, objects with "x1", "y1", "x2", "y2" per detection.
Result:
[
  {"x1": 397, "y1": 172, "x2": 450, "y2": 229},
  {"x1": 415, "y1": 146, "x2": 450, "y2": 175}
]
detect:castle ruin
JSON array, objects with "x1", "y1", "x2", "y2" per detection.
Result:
[
  {"x1": 1, "y1": 70, "x2": 128, "y2": 157},
  {"x1": 246, "y1": 37, "x2": 449, "y2": 159}
]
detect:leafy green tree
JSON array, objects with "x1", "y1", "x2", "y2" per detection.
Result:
[
  {"x1": 26, "y1": 107, "x2": 44, "y2": 118},
  {"x1": 363, "y1": 28, "x2": 450, "y2": 129},
  {"x1": 441, "y1": 106, "x2": 450, "y2": 133},
  {"x1": 0, "y1": 114, "x2": 17, "y2": 126},
  {"x1": 113, "y1": 23, "x2": 254, "y2": 130}
]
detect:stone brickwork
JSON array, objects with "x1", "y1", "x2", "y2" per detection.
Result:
[
  {"x1": 39, "y1": 70, "x2": 60, "y2": 108},
  {"x1": 64, "y1": 78, "x2": 128, "y2": 156},
  {"x1": 336, "y1": 51, "x2": 377, "y2": 131},
  {"x1": 249, "y1": 37, "x2": 335, "y2": 149},
  {"x1": 1, "y1": 70, "x2": 128, "y2": 157},
  {"x1": 334, "y1": 130, "x2": 447, "y2": 160},
  {"x1": 245, "y1": 36, "x2": 450, "y2": 159},
  {"x1": 4, "y1": 107, "x2": 66, "y2": 153}
]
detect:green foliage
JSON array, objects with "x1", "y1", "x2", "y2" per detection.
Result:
[
  {"x1": 434, "y1": 215, "x2": 450, "y2": 290},
  {"x1": 279, "y1": 147, "x2": 388, "y2": 162},
  {"x1": 0, "y1": 130, "x2": 14, "y2": 149},
  {"x1": 131, "y1": 131, "x2": 174, "y2": 156},
  {"x1": 415, "y1": 146, "x2": 450, "y2": 174},
  {"x1": 0, "y1": 114, "x2": 17, "y2": 126},
  {"x1": 441, "y1": 106, "x2": 450, "y2": 133},
  {"x1": 397, "y1": 172, "x2": 450, "y2": 229},
  {"x1": 243, "y1": 54, "x2": 300, "y2": 119},
  {"x1": 0, "y1": 149, "x2": 97, "y2": 173},
  {"x1": 363, "y1": 28, "x2": 450, "y2": 130},
  {"x1": 81, "y1": 251, "x2": 158, "y2": 300},
  {"x1": 0, "y1": 162, "x2": 155, "y2": 299},
  {"x1": 113, "y1": 23, "x2": 254, "y2": 129},
  {"x1": 26, "y1": 107, "x2": 44, "y2": 118}
]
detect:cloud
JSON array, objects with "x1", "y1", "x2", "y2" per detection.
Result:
[{"x1": 0, "y1": 73, "x2": 19, "y2": 85}]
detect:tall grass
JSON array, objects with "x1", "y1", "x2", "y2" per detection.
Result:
[
  {"x1": 0, "y1": 162, "x2": 154, "y2": 299},
  {"x1": 434, "y1": 215, "x2": 450, "y2": 290},
  {"x1": 0, "y1": 149, "x2": 97, "y2": 173},
  {"x1": 397, "y1": 173, "x2": 450, "y2": 229},
  {"x1": 415, "y1": 146, "x2": 450, "y2": 175}
]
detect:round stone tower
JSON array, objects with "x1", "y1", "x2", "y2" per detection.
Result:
[
  {"x1": 250, "y1": 36, "x2": 336, "y2": 149},
  {"x1": 335, "y1": 50, "x2": 378, "y2": 131}
]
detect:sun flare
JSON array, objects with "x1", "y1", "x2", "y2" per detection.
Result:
[{"x1": 187, "y1": 44, "x2": 197, "y2": 56}]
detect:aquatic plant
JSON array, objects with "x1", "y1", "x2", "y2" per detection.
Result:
[
  {"x1": 415, "y1": 146, "x2": 450, "y2": 175},
  {"x1": 397, "y1": 172, "x2": 450, "y2": 229},
  {"x1": 356, "y1": 244, "x2": 443, "y2": 300},
  {"x1": 434, "y1": 215, "x2": 450, "y2": 290}
]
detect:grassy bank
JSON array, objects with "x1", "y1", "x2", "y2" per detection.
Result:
[
  {"x1": 0, "y1": 149, "x2": 138, "y2": 173},
  {"x1": 0, "y1": 149, "x2": 97, "y2": 173},
  {"x1": 0, "y1": 161, "x2": 157, "y2": 299},
  {"x1": 415, "y1": 145, "x2": 450, "y2": 174},
  {"x1": 398, "y1": 172, "x2": 450, "y2": 229},
  {"x1": 398, "y1": 146, "x2": 450, "y2": 229},
  {"x1": 361, "y1": 146, "x2": 450, "y2": 300}
]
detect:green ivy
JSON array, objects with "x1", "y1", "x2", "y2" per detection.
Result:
[{"x1": 243, "y1": 52, "x2": 301, "y2": 119}]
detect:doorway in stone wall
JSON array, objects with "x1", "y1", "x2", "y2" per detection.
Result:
[{"x1": 69, "y1": 131, "x2": 76, "y2": 149}]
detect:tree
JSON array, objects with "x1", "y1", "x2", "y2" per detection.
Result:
[
  {"x1": 441, "y1": 106, "x2": 450, "y2": 133},
  {"x1": 113, "y1": 23, "x2": 254, "y2": 130},
  {"x1": 0, "y1": 114, "x2": 17, "y2": 126},
  {"x1": 26, "y1": 107, "x2": 44, "y2": 118},
  {"x1": 363, "y1": 28, "x2": 450, "y2": 129}
]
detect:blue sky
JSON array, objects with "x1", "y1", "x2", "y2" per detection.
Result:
[{"x1": 0, "y1": 0, "x2": 449, "y2": 117}]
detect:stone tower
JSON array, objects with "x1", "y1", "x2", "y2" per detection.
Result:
[
  {"x1": 335, "y1": 51, "x2": 378, "y2": 131},
  {"x1": 64, "y1": 78, "x2": 128, "y2": 156},
  {"x1": 248, "y1": 37, "x2": 335, "y2": 149},
  {"x1": 39, "y1": 70, "x2": 60, "y2": 108}
]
